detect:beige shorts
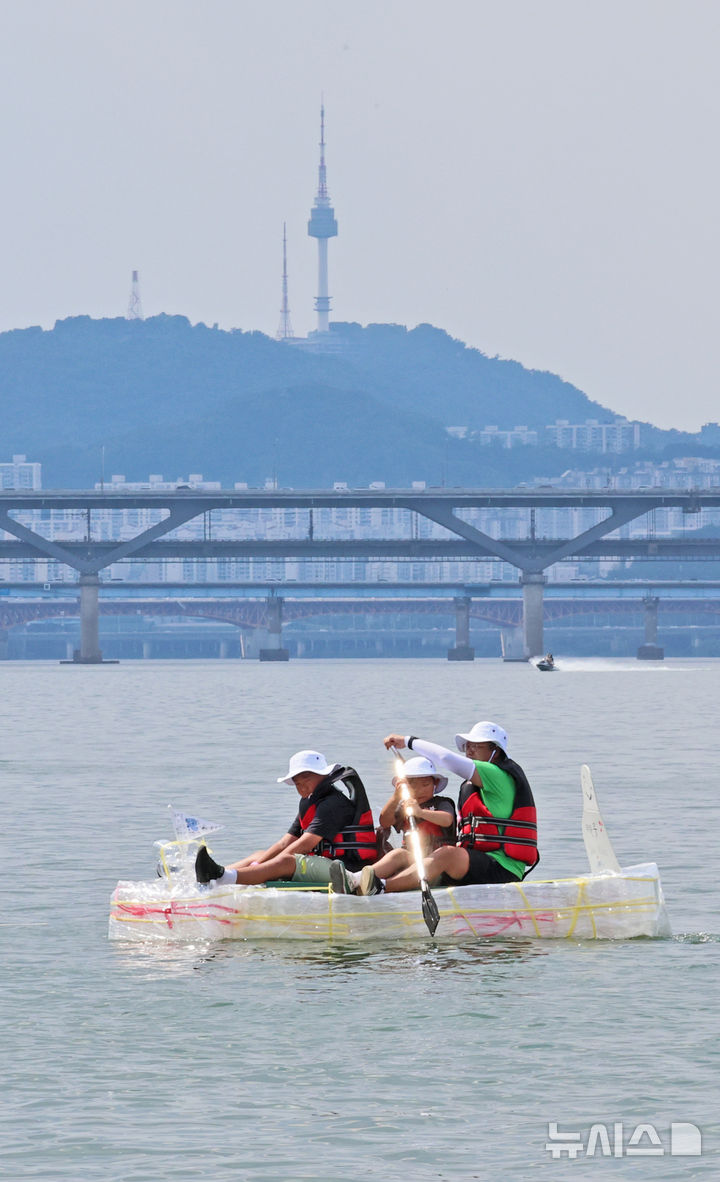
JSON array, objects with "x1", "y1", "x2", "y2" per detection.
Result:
[{"x1": 291, "y1": 854, "x2": 333, "y2": 885}]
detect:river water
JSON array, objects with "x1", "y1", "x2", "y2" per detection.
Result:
[{"x1": 2, "y1": 657, "x2": 719, "y2": 1180}]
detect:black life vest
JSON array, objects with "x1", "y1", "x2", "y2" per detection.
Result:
[
  {"x1": 396, "y1": 795, "x2": 457, "y2": 854},
  {"x1": 457, "y1": 756, "x2": 539, "y2": 872},
  {"x1": 299, "y1": 766, "x2": 376, "y2": 866}
]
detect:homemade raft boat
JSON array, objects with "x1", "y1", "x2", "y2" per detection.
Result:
[{"x1": 109, "y1": 767, "x2": 671, "y2": 943}]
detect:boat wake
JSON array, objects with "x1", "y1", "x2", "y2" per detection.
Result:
[{"x1": 547, "y1": 658, "x2": 671, "y2": 673}]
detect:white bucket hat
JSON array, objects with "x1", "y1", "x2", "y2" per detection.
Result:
[
  {"x1": 455, "y1": 721, "x2": 508, "y2": 754},
  {"x1": 393, "y1": 755, "x2": 448, "y2": 794},
  {"x1": 277, "y1": 750, "x2": 336, "y2": 784}
]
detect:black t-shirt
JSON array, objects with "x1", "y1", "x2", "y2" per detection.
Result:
[
  {"x1": 393, "y1": 794, "x2": 457, "y2": 836},
  {"x1": 288, "y1": 782, "x2": 356, "y2": 845}
]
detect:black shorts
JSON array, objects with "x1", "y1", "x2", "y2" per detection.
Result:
[{"x1": 442, "y1": 850, "x2": 520, "y2": 887}]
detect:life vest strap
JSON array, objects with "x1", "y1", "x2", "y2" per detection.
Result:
[
  {"x1": 325, "y1": 840, "x2": 376, "y2": 852},
  {"x1": 465, "y1": 834, "x2": 538, "y2": 849},
  {"x1": 472, "y1": 815, "x2": 537, "y2": 830},
  {"x1": 460, "y1": 815, "x2": 538, "y2": 848}
]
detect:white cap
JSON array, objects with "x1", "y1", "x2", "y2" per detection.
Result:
[
  {"x1": 393, "y1": 755, "x2": 448, "y2": 794},
  {"x1": 277, "y1": 750, "x2": 336, "y2": 784},
  {"x1": 455, "y1": 721, "x2": 508, "y2": 754}
]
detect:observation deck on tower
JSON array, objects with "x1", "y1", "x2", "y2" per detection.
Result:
[{"x1": 307, "y1": 104, "x2": 338, "y2": 334}]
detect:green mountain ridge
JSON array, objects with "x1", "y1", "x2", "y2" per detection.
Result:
[{"x1": 0, "y1": 313, "x2": 692, "y2": 487}]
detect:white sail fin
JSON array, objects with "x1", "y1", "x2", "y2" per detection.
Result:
[{"x1": 581, "y1": 764, "x2": 622, "y2": 874}]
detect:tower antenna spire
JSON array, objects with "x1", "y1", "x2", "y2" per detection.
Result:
[
  {"x1": 276, "y1": 223, "x2": 295, "y2": 341},
  {"x1": 126, "y1": 270, "x2": 144, "y2": 320},
  {"x1": 307, "y1": 101, "x2": 338, "y2": 334},
  {"x1": 317, "y1": 100, "x2": 328, "y2": 200}
]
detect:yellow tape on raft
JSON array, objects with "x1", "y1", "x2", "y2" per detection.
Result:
[
  {"x1": 111, "y1": 874, "x2": 663, "y2": 939},
  {"x1": 156, "y1": 838, "x2": 201, "y2": 880},
  {"x1": 112, "y1": 894, "x2": 660, "y2": 928},
  {"x1": 112, "y1": 892, "x2": 659, "y2": 920},
  {"x1": 513, "y1": 882, "x2": 543, "y2": 938},
  {"x1": 112, "y1": 890, "x2": 660, "y2": 920}
]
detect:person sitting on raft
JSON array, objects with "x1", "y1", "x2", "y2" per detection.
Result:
[
  {"x1": 343, "y1": 722, "x2": 538, "y2": 896},
  {"x1": 195, "y1": 750, "x2": 376, "y2": 888},
  {"x1": 328, "y1": 755, "x2": 456, "y2": 894}
]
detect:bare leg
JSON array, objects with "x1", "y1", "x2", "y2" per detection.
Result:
[
  {"x1": 369, "y1": 848, "x2": 411, "y2": 879},
  {"x1": 232, "y1": 851, "x2": 272, "y2": 870},
  {"x1": 383, "y1": 846, "x2": 470, "y2": 893},
  {"x1": 226, "y1": 852, "x2": 297, "y2": 884}
]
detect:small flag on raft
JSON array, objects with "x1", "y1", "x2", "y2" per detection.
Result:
[{"x1": 169, "y1": 807, "x2": 224, "y2": 842}]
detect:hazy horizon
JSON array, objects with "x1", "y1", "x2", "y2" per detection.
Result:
[{"x1": 1, "y1": 1, "x2": 718, "y2": 431}]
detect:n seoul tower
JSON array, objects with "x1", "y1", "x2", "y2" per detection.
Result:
[{"x1": 307, "y1": 103, "x2": 338, "y2": 334}]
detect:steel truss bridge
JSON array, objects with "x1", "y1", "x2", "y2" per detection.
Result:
[{"x1": 2, "y1": 487, "x2": 720, "y2": 660}]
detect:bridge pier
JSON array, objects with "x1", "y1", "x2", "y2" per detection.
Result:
[
  {"x1": 60, "y1": 575, "x2": 119, "y2": 664},
  {"x1": 637, "y1": 595, "x2": 664, "y2": 660},
  {"x1": 259, "y1": 595, "x2": 289, "y2": 661},
  {"x1": 448, "y1": 595, "x2": 474, "y2": 661},
  {"x1": 521, "y1": 573, "x2": 546, "y2": 657},
  {"x1": 68, "y1": 574, "x2": 104, "y2": 664}
]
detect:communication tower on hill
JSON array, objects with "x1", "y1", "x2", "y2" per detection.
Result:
[
  {"x1": 126, "y1": 270, "x2": 144, "y2": 320},
  {"x1": 276, "y1": 224, "x2": 295, "y2": 341},
  {"x1": 307, "y1": 103, "x2": 338, "y2": 334}
]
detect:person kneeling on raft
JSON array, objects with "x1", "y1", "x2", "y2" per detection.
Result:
[
  {"x1": 329, "y1": 756, "x2": 455, "y2": 895},
  {"x1": 338, "y1": 722, "x2": 538, "y2": 895},
  {"x1": 195, "y1": 750, "x2": 376, "y2": 888}
]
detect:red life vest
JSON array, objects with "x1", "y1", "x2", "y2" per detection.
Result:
[
  {"x1": 299, "y1": 767, "x2": 376, "y2": 867},
  {"x1": 397, "y1": 795, "x2": 457, "y2": 854},
  {"x1": 457, "y1": 756, "x2": 539, "y2": 871}
]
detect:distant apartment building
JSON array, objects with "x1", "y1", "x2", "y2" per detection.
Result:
[
  {"x1": 461, "y1": 417, "x2": 643, "y2": 452},
  {"x1": 546, "y1": 456, "x2": 720, "y2": 491},
  {"x1": 544, "y1": 418, "x2": 642, "y2": 453},
  {"x1": 0, "y1": 454, "x2": 41, "y2": 489},
  {"x1": 0, "y1": 456, "x2": 41, "y2": 582},
  {"x1": 476, "y1": 425, "x2": 539, "y2": 448},
  {"x1": 533, "y1": 459, "x2": 720, "y2": 572},
  {"x1": 447, "y1": 424, "x2": 539, "y2": 447}
]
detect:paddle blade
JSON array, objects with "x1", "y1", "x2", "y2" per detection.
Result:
[{"x1": 421, "y1": 887, "x2": 440, "y2": 937}]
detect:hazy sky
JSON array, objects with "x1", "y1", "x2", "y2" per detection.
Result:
[{"x1": 1, "y1": 0, "x2": 718, "y2": 429}]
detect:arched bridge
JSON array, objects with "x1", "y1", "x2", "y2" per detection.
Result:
[{"x1": 5, "y1": 594, "x2": 720, "y2": 634}]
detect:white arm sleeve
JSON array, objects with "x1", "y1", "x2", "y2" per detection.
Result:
[{"x1": 406, "y1": 736, "x2": 475, "y2": 780}]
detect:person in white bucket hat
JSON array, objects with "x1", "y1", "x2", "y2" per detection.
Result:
[
  {"x1": 455, "y1": 721, "x2": 509, "y2": 755},
  {"x1": 328, "y1": 755, "x2": 456, "y2": 894},
  {"x1": 195, "y1": 750, "x2": 376, "y2": 888},
  {"x1": 347, "y1": 722, "x2": 539, "y2": 896},
  {"x1": 276, "y1": 750, "x2": 336, "y2": 784}
]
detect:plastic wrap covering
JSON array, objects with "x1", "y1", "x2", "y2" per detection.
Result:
[{"x1": 109, "y1": 862, "x2": 671, "y2": 943}]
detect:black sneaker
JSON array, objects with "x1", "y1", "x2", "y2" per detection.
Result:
[{"x1": 195, "y1": 845, "x2": 225, "y2": 884}]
